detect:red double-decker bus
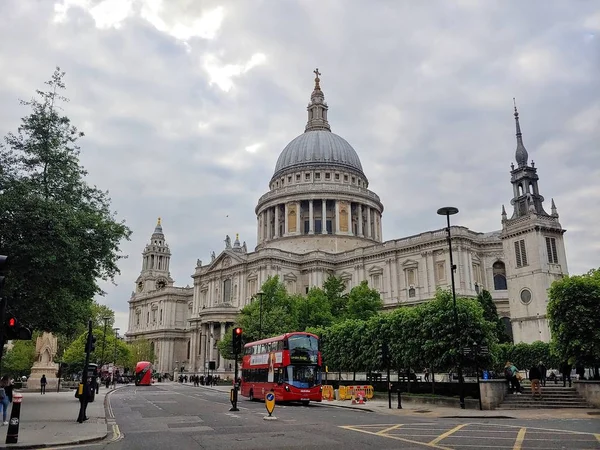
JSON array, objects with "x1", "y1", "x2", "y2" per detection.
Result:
[
  {"x1": 240, "y1": 332, "x2": 322, "y2": 405},
  {"x1": 135, "y1": 361, "x2": 153, "y2": 386}
]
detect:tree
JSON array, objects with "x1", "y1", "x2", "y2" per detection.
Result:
[
  {"x1": 2, "y1": 340, "x2": 36, "y2": 378},
  {"x1": 127, "y1": 339, "x2": 155, "y2": 368},
  {"x1": 476, "y1": 289, "x2": 512, "y2": 343},
  {"x1": 322, "y1": 275, "x2": 347, "y2": 319},
  {"x1": 344, "y1": 281, "x2": 383, "y2": 320},
  {"x1": 0, "y1": 68, "x2": 131, "y2": 336},
  {"x1": 548, "y1": 269, "x2": 600, "y2": 368},
  {"x1": 62, "y1": 327, "x2": 131, "y2": 374}
]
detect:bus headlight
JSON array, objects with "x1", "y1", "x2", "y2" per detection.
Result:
[{"x1": 285, "y1": 385, "x2": 290, "y2": 392}]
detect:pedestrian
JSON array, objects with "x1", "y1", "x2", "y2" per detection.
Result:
[
  {"x1": 40, "y1": 374, "x2": 47, "y2": 394},
  {"x1": 528, "y1": 364, "x2": 542, "y2": 399},
  {"x1": 560, "y1": 361, "x2": 572, "y2": 387},
  {"x1": 0, "y1": 377, "x2": 10, "y2": 425},
  {"x1": 504, "y1": 361, "x2": 522, "y2": 394},
  {"x1": 537, "y1": 361, "x2": 547, "y2": 387},
  {"x1": 424, "y1": 368, "x2": 430, "y2": 382}
]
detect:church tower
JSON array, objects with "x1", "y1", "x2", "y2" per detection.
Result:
[
  {"x1": 500, "y1": 102, "x2": 568, "y2": 343},
  {"x1": 135, "y1": 218, "x2": 174, "y2": 294}
]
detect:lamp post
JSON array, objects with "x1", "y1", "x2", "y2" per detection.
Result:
[
  {"x1": 112, "y1": 328, "x2": 120, "y2": 387},
  {"x1": 100, "y1": 316, "x2": 110, "y2": 374},
  {"x1": 256, "y1": 291, "x2": 265, "y2": 340},
  {"x1": 437, "y1": 206, "x2": 465, "y2": 410}
]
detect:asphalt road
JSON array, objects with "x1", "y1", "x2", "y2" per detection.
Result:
[{"x1": 66, "y1": 383, "x2": 600, "y2": 450}]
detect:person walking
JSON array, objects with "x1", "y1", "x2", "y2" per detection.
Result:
[
  {"x1": 537, "y1": 361, "x2": 547, "y2": 387},
  {"x1": 40, "y1": 374, "x2": 47, "y2": 394},
  {"x1": 0, "y1": 377, "x2": 10, "y2": 425},
  {"x1": 528, "y1": 364, "x2": 542, "y2": 399},
  {"x1": 561, "y1": 362, "x2": 572, "y2": 387},
  {"x1": 424, "y1": 368, "x2": 430, "y2": 382}
]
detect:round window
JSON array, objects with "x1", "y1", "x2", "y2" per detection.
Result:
[{"x1": 520, "y1": 289, "x2": 532, "y2": 305}]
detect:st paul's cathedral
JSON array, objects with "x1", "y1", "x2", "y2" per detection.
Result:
[{"x1": 126, "y1": 71, "x2": 568, "y2": 376}]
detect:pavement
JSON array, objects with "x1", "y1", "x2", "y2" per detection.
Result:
[
  {"x1": 0, "y1": 382, "x2": 597, "y2": 449},
  {"x1": 0, "y1": 387, "x2": 116, "y2": 449}
]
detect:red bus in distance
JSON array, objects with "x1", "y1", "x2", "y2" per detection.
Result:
[
  {"x1": 135, "y1": 361, "x2": 153, "y2": 386},
  {"x1": 240, "y1": 332, "x2": 322, "y2": 405}
]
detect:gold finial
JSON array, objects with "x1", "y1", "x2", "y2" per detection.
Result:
[
  {"x1": 157, "y1": 217, "x2": 161, "y2": 226},
  {"x1": 313, "y1": 68, "x2": 321, "y2": 88},
  {"x1": 236, "y1": 233, "x2": 239, "y2": 240}
]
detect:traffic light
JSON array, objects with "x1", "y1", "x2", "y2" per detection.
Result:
[
  {"x1": 232, "y1": 327, "x2": 243, "y2": 354},
  {"x1": 0, "y1": 255, "x2": 7, "y2": 291},
  {"x1": 381, "y1": 342, "x2": 389, "y2": 367},
  {"x1": 85, "y1": 334, "x2": 97, "y2": 353},
  {"x1": 4, "y1": 313, "x2": 32, "y2": 341}
]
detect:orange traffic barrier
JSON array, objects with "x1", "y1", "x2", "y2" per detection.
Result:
[{"x1": 322, "y1": 385, "x2": 334, "y2": 401}]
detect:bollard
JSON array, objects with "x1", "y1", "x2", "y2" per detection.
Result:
[
  {"x1": 6, "y1": 392, "x2": 23, "y2": 444},
  {"x1": 397, "y1": 388, "x2": 402, "y2": 409}
]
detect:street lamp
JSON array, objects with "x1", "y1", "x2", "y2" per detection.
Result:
[
  {"x1": 256, "y1": 291, "x2": 265, "y2": 340},
  {"x1": 437, "y1": 206, "x2": 465, "y2": 410},
  {"x1": 100, "y1": 316, "x2": 110, "y2": 373},
  {"x1": 112, "y1": 328, "x2": 120, "y2": 387}
]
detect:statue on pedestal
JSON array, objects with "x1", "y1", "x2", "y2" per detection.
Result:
[{"x1": 28, "y1": 332, "x2": 60, "y2": 391}]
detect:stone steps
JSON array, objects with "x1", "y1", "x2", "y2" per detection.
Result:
[{"x1": 498, "y1": 386, "x2": 591, "y2": 409}]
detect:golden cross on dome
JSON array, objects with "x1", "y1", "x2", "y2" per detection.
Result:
[
  {"x1": 236, "y1": 233, "x2": 239, "y2": 240},
  {"x1": 313, "y1": 68, "x2": 321, "y2": 80},
  {"x1": 157, "y1": 217, "x2": 161, "y2": 226}
]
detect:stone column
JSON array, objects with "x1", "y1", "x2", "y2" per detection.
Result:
[
  {"x1": 391, "y1": 257, "x2": 399, "y2": 301},
  {"x1": 274, "y1": 204, "x2": 280, "y2": 238},
  {"x1": 199, "y1": 324, "x2": 205, "y2": 372},
  {"x1": 379, "y1": 212, "x2": 383, "y2": 241},
  {"x1": 190, "y1": 326, "x2": 197, "y2": 371},
  {"x1": 285, "y1": 203, "x2": 289, "y2": 235},
  {"x1": 296, "y1": 201, "x2": 301, "y2": 235},
  {"x1": 366, "y1": 207, "x2": 372, "y2": 238},
  {"x1": 267, "y1": 208, "x2": 272, "y2": 240},
  {"x1": 209, "y1": 322, "x2": 214, "y2": 363},
  {"x1": 357, "y1": 204, "x2": 363, "y2": 236},
  {"x1": 335, "y1": 200, "x2": 340, "y2": 233},
  {"x1": 219, "y1": 322, "x2": 226, "y2": 370},
  {"x1": 321, "y1": 200, "x2": 327, "y2": 234},
  {"x1": 309, "y1": 200, "x2": 314, "y2": 234},
  {"x1": 257, "y1": 215, "x2": 261, "y2": 244}
]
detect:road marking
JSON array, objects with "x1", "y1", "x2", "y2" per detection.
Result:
[
  {"x1": 512, "y1": 428, "x2": 526, "y2": 450},
  {"x1": 376, "y1": 424, "x2": 403, "y2": 435},
  {"x1": 595, "y1": 433, "x2": 600, "y2": 443},
  {"x1": 340, "y1": 425, "x2": 452, "y2": 449},
  {"x1": 429, "y1": 424, "x2": 468, "y2": 446}
]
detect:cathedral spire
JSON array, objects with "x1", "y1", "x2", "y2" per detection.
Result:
[
  {"x1": 513, "y1": 98, "x2": 528, "y2": 167},
  {"x1": 305, "y1": 68, "x2": 331, "y2": 132}
]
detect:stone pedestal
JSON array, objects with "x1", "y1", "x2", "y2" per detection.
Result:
[
  {"x1": 28, "y1": 332, "x2": 59, "y2": 391},
  {"x1": 27, "y1": 365, "x2": 59, "y2": 391}
]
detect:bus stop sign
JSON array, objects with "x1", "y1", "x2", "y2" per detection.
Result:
[{"x1": 265, "y1": 391, "x2": 275, "y2": 417}]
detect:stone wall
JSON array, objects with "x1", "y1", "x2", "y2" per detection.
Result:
[
  {"x1": 479, "y1": 379, "x2": 508, "y2": 410},
  {"x1": 574, "y1": 380, "x2": 600, "y2": 408}
]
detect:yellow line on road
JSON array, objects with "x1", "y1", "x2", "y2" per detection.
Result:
[
  {"x1": 513, "y1": 427, "x2": 526, "y2": 450},
  {"x1": 340, "y1": 426, "x2": 452, "y2": 449},
  {"x1": 429, "y1": 423, "x2": 468, "y2": 445},
  {"x1": 595, "y1": 433, "x2": 600, "y2": 443},
  {"x1": 376, "y1": 424, "x2": 403, "y2": 435}
]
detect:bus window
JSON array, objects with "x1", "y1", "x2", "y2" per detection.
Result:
[
  {"x1": 288, "y1": 335, "x2": 318, "y2": 351},
  {"x1": 286, "y1": 365, "x2": 319, "y2": 388}
]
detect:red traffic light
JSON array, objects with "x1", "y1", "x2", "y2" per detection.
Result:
[
  {"x1": 8, "y1": 317, "x2": 16, "y2": 327},
  {"x1": 235, "y1": 327, "x2": 242, "y2": 335}
]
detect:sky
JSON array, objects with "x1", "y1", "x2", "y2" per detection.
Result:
[{"x1": 0, "y1": 1, "x2": 599, "y2": 334}]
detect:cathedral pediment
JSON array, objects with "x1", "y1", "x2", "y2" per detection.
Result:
[
  {"x1": 283, "y1": 272, "x2": 297, "y2": 282},
  {"x1": 208, "y1": 250, "x2": 246, "y2": 271},
  {"x1": 339, "y1": 271, "x2": 352, "y2": 281},
  {"x1": 402, "y1": 259, "x2": 419, "y2": 268},
  {"x1": 368, "y1": 265, "x2": 383, "y2": 275}
]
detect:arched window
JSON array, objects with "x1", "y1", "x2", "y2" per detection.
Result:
[{"x1": 493, "y1": 261, "x2": 507, "y2": 290}]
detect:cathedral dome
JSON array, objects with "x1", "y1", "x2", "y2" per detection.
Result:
[{"x1": 272, "y1": 130, "x2": 364, "y2": 180}]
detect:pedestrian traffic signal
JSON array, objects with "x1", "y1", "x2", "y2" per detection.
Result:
[
  {"x1": 85, "y1": 334, "x2": 97, "y2": 353},
  {"x1": 4, "y1": 313, "x2": 32, "y2": 341},
  {"x1": 232, "y1": 327, "x2": 243, "y2": 354}
]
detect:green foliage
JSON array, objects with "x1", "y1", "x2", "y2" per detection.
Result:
[
  {"x1": 322, "y1": 275, "x2": 347, "y2": 317},
  {"x1": 127, "y1": 339, "x2": 155, "y2": 369},
  {"x1": 62, "y1": 327, "x2": 131, "y2": 374},
  {"x1": 345, "y1": 281, "x2": 383, "y2": 320},
  {"x1": 2, "y1": 341, "x2": 36, "y2": 378},
  {"x1": 0, "y1": 68, "x2": 131, "y2": 336},
  {"x1": 548, "y1": 268, "x2": 600, "y2": 366},
  {"x1": 476, "y1": 289, "x2": 512, "y2": 343}
]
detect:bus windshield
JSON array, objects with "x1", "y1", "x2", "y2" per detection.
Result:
[
  {"x1": 286, "y1": 365, "x2": 321, "y2": 388},
  {"x1": 287, "y1": 335, "x2": 319, "y2": 351}
]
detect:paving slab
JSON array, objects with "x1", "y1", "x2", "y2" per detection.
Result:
[{"x1": 0, "y1": 387, "x2": 113, "y2": 449}]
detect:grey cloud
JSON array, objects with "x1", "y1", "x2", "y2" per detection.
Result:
[{"x1": 1, "y1": 0, "x2": 598, "y2": 333}]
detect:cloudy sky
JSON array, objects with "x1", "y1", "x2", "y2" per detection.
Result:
[{"x1": 1, "y1": 0, "x2": 599, "y2": 333}]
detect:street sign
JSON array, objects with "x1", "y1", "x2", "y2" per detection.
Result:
[{"x1": 265, "y1": 391, "x2": 275, "y2": 417}]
